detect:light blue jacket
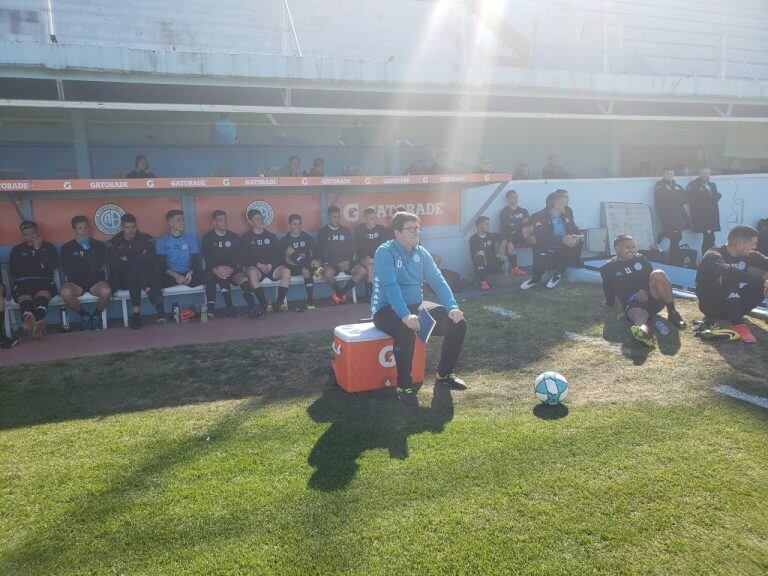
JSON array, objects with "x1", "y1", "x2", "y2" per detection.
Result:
[{"x1": 372, "y1": 239, "x2": 458, "y2": 319}]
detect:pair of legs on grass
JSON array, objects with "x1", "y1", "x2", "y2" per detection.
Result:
[
  {"x1": 373, "y1": 301, "x2": 467, "y2": 407},
  {"x1": 522, "y1": 244, "x2": 581, "y2": 290},
  {"x1": 698, "y1": 279, "x2": 764, "y2": 343},
  {"x1": 625, "y1": 270, "x2": 685, "y2": 347}
]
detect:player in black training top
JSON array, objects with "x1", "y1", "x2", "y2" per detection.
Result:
[
  {"x1": 108, "y1": 213, "x2": 166, "y2": 329},
  {"x1": 59, "y1": 215, "x2": 113, "y2": 331},
  {"x1": 317, "y1": 206, "x2": 367, "y2": 304},
  {"x1": 695, "y1": 225, "x2": 768, "y2": 343},
  {"x1": 601, "y1": 235, "x2": 685, "y2": 348},
  {"x1": 201, "y1": 210, "x2": 256, "y2": 318},
  {"x1": 241, "y1": 208, "x2": 291, "y2": 314},
  {"x1": 9, "y1": 220, "x2": 59, "y2": 339},
  {"x1": 498, "y1": 189, "x2": 531, "y2": 277},
  {"x1": 354, "y1": 207, "x2": 390, "y2": 301},
  {"x1": 469, "y1": 216, "x2": 507, "y2": 290},
  {"x1": 279, "y1": 213, "x2": 320, "y2": 311}
]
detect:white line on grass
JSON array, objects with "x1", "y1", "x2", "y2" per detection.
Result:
[
  {"x1": 714, "y1": 385, "x2": 768, "y2": 409},
  {"x1": 483, "y1": 305, "x2": 520, "y2": 319},
  {"x1": 563, "y1": 331, "x2": 632, "y2": 357}
]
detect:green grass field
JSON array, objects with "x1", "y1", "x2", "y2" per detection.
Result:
[{"x1": 1, "y1": 284, "x2": 767, "y2": 575}]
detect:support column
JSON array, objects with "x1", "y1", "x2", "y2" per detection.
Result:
[{"x1": 70, "y1": 111, "x2": 92, "y2": 178}]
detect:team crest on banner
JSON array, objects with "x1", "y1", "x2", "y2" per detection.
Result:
[
  {"x1": 246, "y1": 200, "x2": 275, "y2": 228},
  {"x1": 94, "y1": 203, "x2": 126, "y2": 235}
]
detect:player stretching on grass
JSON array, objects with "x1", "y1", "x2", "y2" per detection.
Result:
[
  {"x1": 372, "y1": 211, "x2": 467, "y2": 407},
  {"x1": 600, "y1": 235, "x2": 686, "y2": 347},
  {"x1": 694, "y1": 225, "x2": 768, "y2": 343}
]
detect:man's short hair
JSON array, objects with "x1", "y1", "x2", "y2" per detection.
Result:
[
  {"x1": 289, "y1": 155, "x2": 300, "y2": 163},
  {"x1": 614, "y1": 234, "x2": 634, "y2": 248},
  {"x1": 698, "y1": 165, "x2": 710, "y2": 173},
  {"x1": 288, "y1": 213, "x2": 302, "y2": 224},
  {"x1": 327, "y1": 205, "x2": 340, "y2": 215},
  {"x1": 391, "y1": 211, "x2": 420, "y2": 232},
  {"x1": 121, "y1": 213, "x2": 137, "y2": 224},
  {"x1": 363, "y1": 207, "x2": 376, "y2": 216},
  {"x1": 71, "y1": 215, "x2": 88, "y2": 228},
  {"x1": 505, "y1": 189, "x2": 518, "y2": 198},
  {"x1": 728, "y1": 225, "x2": 758, "y2": 243},
  {"x1": 212, "y1": 209, "x2": 226, "y2": 219},
  {"x1": 246, "y1": 208, "x2": 263, "y2": 221},
  {"x1": 19, "y1": 220, "x2": 37, "y2": 231},
  {"x1": 662, "y1": 167, "x2": 674, "y2": 173},
  {"x1": 475, "y1": 216, "x2": 490, "y2": 227},
  {"x1": 166, "y1": 209, "x2": 184, "y2": 221}
]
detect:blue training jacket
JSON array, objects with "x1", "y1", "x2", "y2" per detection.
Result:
[{"x1": 371, "y1": 239, "x2": 458, "y2": 319}]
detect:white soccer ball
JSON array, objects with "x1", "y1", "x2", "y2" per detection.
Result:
[{"x1": 534, "y1": 372, "x2": 569, "y2": 405}]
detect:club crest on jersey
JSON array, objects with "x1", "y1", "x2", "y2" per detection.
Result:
[
  {"x1": 225, "y1": 240, "x2": 232, "y2": 248},
  {"x1": 246, "y1": 200, "x2": 275, "y2": 228},
  {"x1": 94, "y1": 203, "x2": 126, "y2": 235},
  {"x1": 634, "y1": 262, "x2": 643, "y2": 271}
]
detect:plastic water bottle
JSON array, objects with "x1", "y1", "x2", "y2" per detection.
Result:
[
  {"x1": 654, "y1": 320, "x2": 670, "y2": 336},
  {"x1": 60, "y1": 308, "x2": 70, "y2": 333},
  {"x1": 200, "y1": 303, "x2": 208, "y2": 324},
  {"x1": 172, "y1": 302, "x2": 181, "y2": 323}
]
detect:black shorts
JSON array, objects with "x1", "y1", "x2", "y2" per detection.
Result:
[
  {"x1": 111, "y1": 268, "x2": 153, "y2": 291},
  {"x1": 248, "y1": 265, "x2": 281, "y2": 282},
  {"x1": 12, "y1": 279, "x2": 57, "y2": 301},
  {"x1": 288, "y1": 260, "x2": 312, "y2": 276},
  {"x1": 66, "y1": 273, "x2": 108, "y2": 292},
  {"x1": 507, "y1": 231, "x2": 529, "y2": 247},
  {"x1": 624, "y1": 291, "x2": 665, "y2": 319},
  {"x1": 322, "y1": 260, "x2": 352, "y2": 273}
]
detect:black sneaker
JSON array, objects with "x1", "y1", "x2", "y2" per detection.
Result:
[
  {"x1": 227, "y1": 308, "x2": 239, "y2": 318},
  {"x1": 1, "y1": 335, "x2": 18, "y2": 349},
  {"x1": 667, "y1": 311, "x2": 686, "y2": 329},
  {"x1": 247, "y1": 306, "x2": 261, "y2": 319},
  {"x1": 129, "y1": 314, "x2": 142, "y2": 330},
  {"x1": 396, "y1": 386, "x2": 419, "y2": 407},
  {"x1": 435, "y1": 373, "x2": 468, "y2": 390}
]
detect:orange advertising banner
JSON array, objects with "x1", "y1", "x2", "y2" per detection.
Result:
[
  {"x1": 194, "y1": 194, "x2": 322, "y2": 234},
  {"x1": 335, "y1": 189, "x2": 461, "y2": 228},
  {"x1": 31, "y1": 197, "x2": 183, "y2": 244},
  {"x1": 0, "y1": 173, "x2": 509, "y2": 193},
  {"x1": 0, "y1": 201, "x2": 24, "y2": 245}
]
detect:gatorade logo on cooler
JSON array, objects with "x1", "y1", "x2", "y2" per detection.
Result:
[
  {"x1": 94, "y1": 203, "x2": 126, "y2": 235},
  {"x1": 378, "y1": 345, "x2": 396, "y2": 368},
  {"x1": 332, "y1": 342, "x2": 342, "y2": 355}
]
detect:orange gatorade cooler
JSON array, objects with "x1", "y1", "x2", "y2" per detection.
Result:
[{"x1": 331, "y1": 322, "x2": 426, "y2": 393}]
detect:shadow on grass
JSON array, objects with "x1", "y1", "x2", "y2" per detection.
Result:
[
  {"x1": 0, "y1": 332, "x2": 334, "y2": 430},
  {"x1": 532, "y1": 403, "x2": 569, "y2": 420},
  {"x1": 690, "y1": 317, "x2": 768, "y2": 387},
  {"x1": 600, "y1": 312, "x2": 652, "y2": 366},
  {"x1": 307, "y1": 383, "x2": 454, "y2": 492}
]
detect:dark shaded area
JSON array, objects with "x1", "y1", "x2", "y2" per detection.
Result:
[
  {"x1": 533, "y1": 403, "x2": 569, "y2": 420},
  {"x1": 307, "y1": 383, "x2": 454, "y2": 491}
]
